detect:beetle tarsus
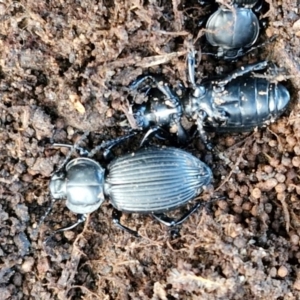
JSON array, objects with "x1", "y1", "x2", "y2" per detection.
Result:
[
  {"x1": 140, "y1": 126, "x2": 166, "y2": 147},
  {"x1": 152, "y1": 202, "x2": 202, "y2": 227},
  {"x1": 44, "y1": 214, "x2": 86, "y2": 244},
  {"x1": 112, "y1": 209, "x2": 141, "y2": 238}
]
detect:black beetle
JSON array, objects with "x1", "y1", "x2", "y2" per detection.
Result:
[
  {"x1": 46, "y1": 134, "x2": 212, "y2": 239},
  {"x1": 127, "y1": 53, "x2": 290, "y2": 149},
  {"x1": 202, "y1": 0, "x2": 263, "y2": 60},
  {"x1": 184, "y1": 53, "x2": 290, "y2": 146}
]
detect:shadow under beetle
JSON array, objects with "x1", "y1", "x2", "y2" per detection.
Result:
[
  {"x1": 46, "y1": 133, "x2": 212, "y2": 240},
  {"x1": 200, "y1": 0, "x2": 264, "y2": 60},
  {"x1": 128, "y1": 52, "x2": 290, "y2": 150}
]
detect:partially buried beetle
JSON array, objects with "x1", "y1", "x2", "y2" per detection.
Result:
[
  {"x1": 46, "y1": 133, "x2": 212, "y2": 240},
  {"x1": 127, "y1": 53, "x2": 290, "y2": 150},
  {"x1": 200, "y1": 0, "x2": 264, "y2": 60}
]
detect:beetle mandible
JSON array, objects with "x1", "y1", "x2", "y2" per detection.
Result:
[{"x1": 46, "y1": 133, "x2": 212, "y2": 239}]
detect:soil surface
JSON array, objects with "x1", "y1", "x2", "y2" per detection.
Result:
[{"x1": 1, "y1": 1, "x2": 300, "y2": 299}]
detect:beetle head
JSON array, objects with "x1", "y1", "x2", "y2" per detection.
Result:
[
  {"x1": 133, "y1": 103, "x2": 150, "y2": 129},
  {"x1": 49, "y1": 171, "x2": 67, "y2": 199}
]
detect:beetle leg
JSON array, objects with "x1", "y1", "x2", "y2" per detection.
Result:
[
  {"x1": 52, "y1": 131, "x2": 91, "y2": 172},
  {"x1": 252, "y1": 0, "x2": 263, "y2": 13},
  {"x1": 140, "y1": 126, "x2": 167, "y2": 146},
  {"x1": 88, "y1": 132, "x2": 137, "y2": 159},
  {"x1": 242, "y1": 34, "x2": 277, "y2": 55},
  {"x1": 112, "y1": 209, "x2": 141, "y2": 238},
  {"x1": 161, "y1": 86, "x2": 185, "y2": 143},
  {"x1": 44, "y1": 214, "x2": 86, "y2": 244},
  {"x1": 140, "y1": 124, "x2": 188, "y2": 146},
  {"x1": 152, "y1": 202, "x2": 202, "y2": 227},
  {"x1": 176, "y1": 123, "x2": 189, "y2": 144},
  {"x1": 216, "y1": 60, "x2": 268, "y2": 86},
  {"x1": 196, "y1": 111, "x2": 213, "y2": 150},
  {"x1": 131, "y1": 75, "x2": 183, "y2": 119},
  {"x1": 187, "y1": 50, "x2": 196, "y2": 87},
  {"x1": 130, "y1": 74, "x2": 184, "y2": 143},
  {"x1": 129, "y1": 74, "x2": 161, "y2": 90},
  {"x1": 33, "y1": 197, "x2": 56, "y2": 238},
  {"x1": 53, "y1": 143, "x2": 89, "y2": 156}
]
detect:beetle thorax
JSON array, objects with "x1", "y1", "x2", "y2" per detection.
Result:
[
  {"x1": 184, "y1": 85, "x2": 213, "y2": 120},
  {"x1": 64, "y1": 158, "x2": 106, "y2": 214}
]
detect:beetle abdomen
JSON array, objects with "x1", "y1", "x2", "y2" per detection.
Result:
[
  {"x1": 207, "y1": 77, "x2": 290, "y2": 132},
  {"x1": 104, "y1": 147, "x2": 212, "y2": 213}
]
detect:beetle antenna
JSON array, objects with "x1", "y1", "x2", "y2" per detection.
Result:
[
  {"x1": 53, "y1": 131, "x2": 90, "y2": 173},
  {"x1": 32, "y1": 196, "x2": 56, "y2": 238}
]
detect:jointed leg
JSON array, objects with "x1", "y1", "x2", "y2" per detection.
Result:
[
  {"x1": 196, "y1": 111, "x2": 213, "y2": 150},
  {"x1": 130, "y1": 74, "x2": 184, "y2": 140},
  {"x1": 88, "y1": 132, "x2": 137, "y2": 159},
  {"x1": 112, "y1": 209, "x2": 140, "y2": 238},
  {"x1": 44, "y1": 214, "x2": 86, "y2": 244},
  {"x1": 187, "y1": 50, "x2": 197, "y2": 87},
  {"x1": 216, "y1": 60, "x2": 268, "y2": 86},
  {"x1": 152, "y1": 202, "x2": 202, "y2": 227}
]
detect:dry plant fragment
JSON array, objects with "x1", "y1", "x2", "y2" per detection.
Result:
[
  {"x1": 277, "y1": 195, "x2": 290, "y2": 233},
  {"x1": 69, "y1": 94, "x2": 86, "y2": 114},
  {"x1": 135, "y1": 50, "x2": 187, "y2": 68}
]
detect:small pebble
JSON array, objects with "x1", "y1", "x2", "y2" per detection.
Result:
[
  {"x1": 292, "y1": 156, "x2": 300, "y2": 167},
  {"x1": 264, "y1": 178, "x2": 278, "y2": 191},
  {"x1": 277, "y1": 266, "x2": 288, "y2": 278},
  {"x1": 290, "y1": 234, "x2": 299, "y2": 245},
  {"x1": 251, "y1": 188, "x2": 261, "y2": 199},
  {"x1": 22, "y1": 257, "x2": 35, "y2": 273},
  {"x1": 269, "y1": 267, "x2": 277, "y2": 277},
  {"x1": 293, "y1": 279, "x2": 300, "y2": 290}
]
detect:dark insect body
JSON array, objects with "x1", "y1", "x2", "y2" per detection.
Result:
[{"x1": 128, "y1": 57, "x2": 290, "y2": 150}]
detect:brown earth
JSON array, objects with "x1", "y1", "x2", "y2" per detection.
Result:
[{"x1": 1, "y1": 0, "x2": 300, "y2": 299}]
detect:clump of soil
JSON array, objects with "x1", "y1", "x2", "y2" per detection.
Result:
[{"x1": 1, "y1": 1, "x2": 300, "y2": 299}]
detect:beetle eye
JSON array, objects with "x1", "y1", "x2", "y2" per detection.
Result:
[{"x1": 193, "y1": 86, "x2": 205, "y2": 98}]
